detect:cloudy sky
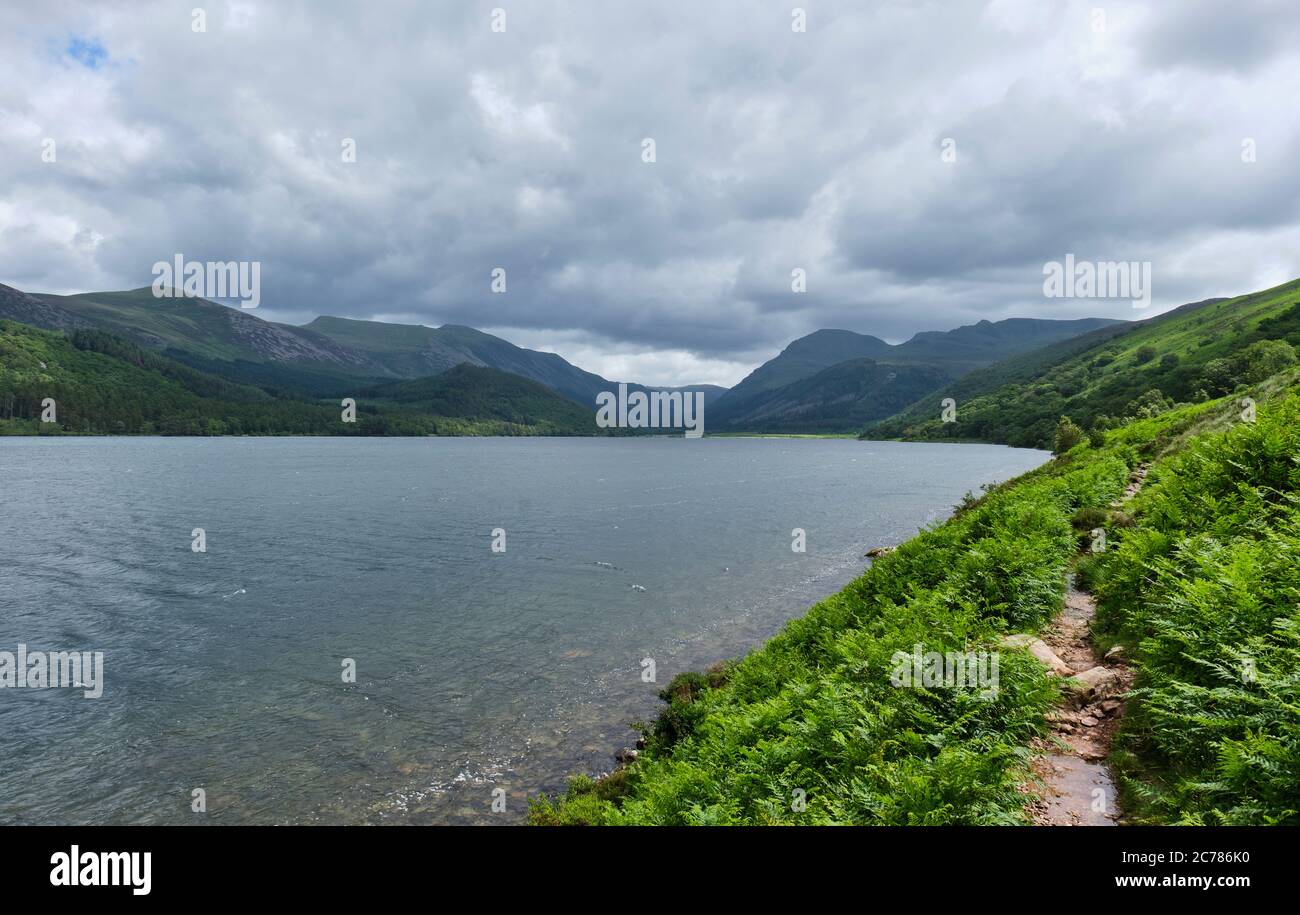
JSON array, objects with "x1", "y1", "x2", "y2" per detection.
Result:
[{"x1": 2, "y1": 1, "x2": 1298, "y2": 386}]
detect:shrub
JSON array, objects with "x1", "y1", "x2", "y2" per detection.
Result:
[{"x1": 1071, "y1": 506, "x2": 1109, "y2": 531}]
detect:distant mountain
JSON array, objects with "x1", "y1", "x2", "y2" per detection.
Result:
[
  {"x1": 711, "y1": 316, "x2": 1124, "y2": 431},
  {"x1": 307, "y1": 315, "x2": 726, "y2": 407},
  {"x1": 709, "y1": 359, "x2": 953, "y2": 433},
  {"x1": 722, "y1": 329, "x2": 895, "y2": 401},
  {"x1": 893, "y1": 317, "x2": 1126, "y2": 368},
  {"x1": 0, "y1": 285, "x2": 724, "y2": 409}
]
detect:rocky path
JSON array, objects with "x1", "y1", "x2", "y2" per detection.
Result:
[{"x1": 1019, "y1": 463, "x2": 1148, "y2": 826}]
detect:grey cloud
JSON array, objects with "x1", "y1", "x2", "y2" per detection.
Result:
[{"x1": 1138, "y1": 0, "x2": 1300, "y2": 73}]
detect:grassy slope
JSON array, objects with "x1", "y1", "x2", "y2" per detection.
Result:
[
  {"x1": 533, "y1": 371, "x2": 1300, "y2": 825},
  {"x1": 866, "y1": 281, "x2": 1300, "y2": 448}
]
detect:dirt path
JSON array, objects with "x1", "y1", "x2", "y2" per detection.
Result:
[{"x1": 1020, "y1": 463, "x2": 1147, "y2": 826}]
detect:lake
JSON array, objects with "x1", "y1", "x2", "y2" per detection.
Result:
[{"x1": 0, "y1": 437, "x2": 1046, "y2": 824}]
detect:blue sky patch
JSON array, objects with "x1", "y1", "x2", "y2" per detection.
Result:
[{"x1": 66, "y1": 36, "x2": 107, "y2": 69}]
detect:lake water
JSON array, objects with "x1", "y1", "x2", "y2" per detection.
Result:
[{"x1": 0, "y1": 437, "x2": 1045, "y2": 824}]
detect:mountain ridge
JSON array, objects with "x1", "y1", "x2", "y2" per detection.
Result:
[
  {"x1": 711, "y1": 315, "x2": 1125, "y2": 432},
  {"x1": 0, "y1": 284, "x2": 724, "y2": 409}
]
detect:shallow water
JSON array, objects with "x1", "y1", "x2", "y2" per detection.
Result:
[{"x1": 0, "y1": 436, "x2": 1046, "y2": 824}]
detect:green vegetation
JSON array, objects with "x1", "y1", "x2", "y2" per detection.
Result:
[
  {"x1": 360, "y1": 364, "x2": 601, "y2": 435},
  {"x1": 866, "y1": 280, "x2": 1300, "y2": 448},
  {"x1": 1053, "y1": 416, "x2": 1085, "y2": 454},
  {"x1": 1083, "y1": 381, "x2": 1300, "y2": 824},
  {"x1": 534, "y1": 362, "x2": 1300, "y2": 825}
]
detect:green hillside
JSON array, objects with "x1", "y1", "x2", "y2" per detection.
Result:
[
  {"x1": 0, "y1": 320, "x2": 363, "y2": 435},
  {"x1": 361, "y1": 363, "x2": 600, "y2": 435},
  {"x1": 531, "y1": 363, "x2": 1300, "y2": 825},
  {"x1": 0, "y1": 321, "x2": 597, "y2": 436},
  {"x1": 866, "y1": 281, "x2": 1300, "y2": 448}
]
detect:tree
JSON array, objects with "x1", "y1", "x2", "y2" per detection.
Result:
[
  {"x1": 1200, "y1": 357, "x2": 1238, "y2": 395},
  {"x1": 1240, "y1": 339, "x2": 1297, "y2": 383},
  {"x1": 1054, "y1": 415, "x2": 1085, "y2": 454}
]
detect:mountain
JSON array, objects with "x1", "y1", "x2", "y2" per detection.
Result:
[
  {"x1": 359, "y1": 363, "x2": 599, "y2": 435},
  {"x1": 0, "y1": 319, "x2": 606, "y2": 436},
  {"x1": 723, "y1": 329, "x2": 896, "y2": 400},
  {"x1": 711, "y1": 316, "x2": 1123, "y2": 431},
  {"x1": 706, "y1": 359, "x2": 952, "y2": 433},
  {"x1": 865, "y1": 279, "x2": 1300, "y2": 448},
  {"x1": 305, "y1": 316, "x2": 726, "y2": 407}
]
